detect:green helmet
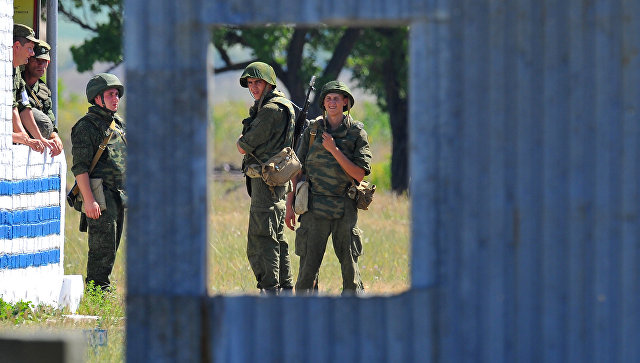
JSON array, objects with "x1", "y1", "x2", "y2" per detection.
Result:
[
  {"x1": 86, "y1": 73, "x2": 124, "y2": 103},
  {"x1": 319, "y1": 80, "x2": 355, "y2": 111},
  {"x1": 239, "y1": 62, "x2": 277, "y2": 88}
]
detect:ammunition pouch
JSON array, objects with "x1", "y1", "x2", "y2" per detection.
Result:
[
  {"x1": 347, "y1": 180, "x2": 376, "y2": 210},
  {"x1": 250, "y1": 147, "x2": 302, "y2": 187}
]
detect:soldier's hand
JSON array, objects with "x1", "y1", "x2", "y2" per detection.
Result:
[
  {"x1": 49, "y1": 133, "x2": 63, "y2": 157},
  {"x1": 321, "y1": 132, "x2": 337, "y2": 152},
  {"x1": 85, "y1": 201, "x2": 102, "y2": 219},
  {"x1": 25, "y1": 137, "x2": 45, "y2": 153},
  {"x1": 40, "y1": 137, "x2": 56, "y2": 151},
  {"x1": 285, "y1": 203, "x2": 296, "y2": 230}
]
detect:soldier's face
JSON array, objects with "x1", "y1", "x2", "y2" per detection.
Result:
[
  {"x1": 323, "y1": 93, "x2": 347, "y2": 116},
  {"x1": 13, "y1": 40, "x2": 35, "y2": 66},
  {"x1": 26, "y1": 57, "x2": 49, "y2": 78},
  {"x1": 246, "y1": 78, "x2": 268, "y2": 100},
  {"x1": 96, "y1": 88, "x2": 120, "y2": 112}
]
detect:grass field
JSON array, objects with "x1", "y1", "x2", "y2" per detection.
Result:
[{"x1": 0, "y1": 93, "x2": 410, "y2": 362}]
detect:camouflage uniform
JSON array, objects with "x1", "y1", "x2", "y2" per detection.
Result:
[
  {"x1": 13, "y1": 67, "x2": 30, "y2": 111},
  {"x1": 12, "y1": 24, "x2": 36, "y2": 112},
  {"x1": 238, "y1": 65, "x2": 295, "y2": 292},
  {"x1": 71, "y1": 103, "x2": 127, "y2": 289},
  {"x1": 294, "y1": 84, "x2": 372, "y2": 295},
  {"x1": 22, "y1": 41, "x2": 57, "y2": 138},
  {"x1": 22, "y1": 75, "x2": 57, "y2": 138}
]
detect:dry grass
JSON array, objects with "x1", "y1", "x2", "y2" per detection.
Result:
[{"x1": 207, "y1": 179, "x2": 410, "y2": 296}]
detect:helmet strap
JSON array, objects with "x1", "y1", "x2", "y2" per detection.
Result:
[{"x1": 97, "y1": 92, "x2": 116, "y2": 115}]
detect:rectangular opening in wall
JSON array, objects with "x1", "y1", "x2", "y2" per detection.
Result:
[{"x1": 207, "y1": 25, "x2": 410, "y2": 296}]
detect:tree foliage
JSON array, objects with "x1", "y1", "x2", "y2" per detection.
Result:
[
  {"x1": 213, "y1": 26, "x2": 362, "y2": 116},
  {"x1": 59, "y1": 0, "x2": 123, "y2": 72},
  {"x1": 350, "y1": 28, "x2": 409, "y2": 191},
  {"x1": 59, "y1": 0, "x2": 410, "y2": 192}
]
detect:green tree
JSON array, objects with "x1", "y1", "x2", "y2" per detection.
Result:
[
  {"x1": 349, "y1": 28, "x2": 408, "y2": 192},
  {"x1": 59, "y1": 0, "x2": 123, "y2": 72},
  {"x1": 213, "y1": 26, "x2": 362, "y2": 115},
  {"x1": 59, "y1": 1, "x2": 410, "y2": 192}
]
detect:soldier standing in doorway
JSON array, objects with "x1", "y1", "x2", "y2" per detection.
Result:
[
  {"x1": 285, "y1": 81, "x2": 372, "y2": 295},
  {"x1": 236, "y1": 62, "x2": 295, "y2": 294}
]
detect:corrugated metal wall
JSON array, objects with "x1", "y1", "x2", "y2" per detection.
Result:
[{"x1": 125, "y1": 0, "x2": 640, "y2": 362}]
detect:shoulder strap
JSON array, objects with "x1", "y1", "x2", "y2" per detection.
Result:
[
  {"x1": 68, "y1": 120, "x2": 117, "y2": 200},
  {"x1": 268, "y1": 96, "x2": 296, "y2": 146},
  {"x1": 88, "y1": 120, "x2": 117, "y2": 174}
]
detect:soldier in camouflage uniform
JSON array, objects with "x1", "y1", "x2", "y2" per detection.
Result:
[
  {"x1": 22, "y1": 40, "x2": 64, "y2": 156},
  {"x1": 11, "y1": 24, "x2": 49, "y2": 153},
  {"x1": 285, "y1": 81, "x2": 371, "y2": 295},
  {"x1": 71, "y1": 73, "x2": 127, "y2": 290},
  {"x1": 236, "y1": 62, "x2": 294, "y2": 294}
]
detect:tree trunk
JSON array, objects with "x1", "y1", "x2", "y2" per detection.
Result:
[
  {"x1": 381, "y1": 43, "x2": 408, "y2": 194},
  {"x1": 387, "y1": 96, "x2": 408, "y2": 193}
]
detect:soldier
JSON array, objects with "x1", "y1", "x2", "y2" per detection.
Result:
[
  {"x1": 236, "y1": 62, "x2": 294, "y2": 294},
  {"x1": 285, "y1": 81, "x2": 372, "y2": 295},
  {"x1": 22, "y1": 40, "x2": 64, "y2": 156},
  {"x1": 71, "y1": 73, "x2": 127, "y2": 291},
  {"x1": 11, "y1": 23, "x2": 50, "y2": 153}
]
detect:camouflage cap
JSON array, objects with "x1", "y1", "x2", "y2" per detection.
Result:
[
  {"x1": 240, "y1": 62, "x2": 277, "y2": 88},
  {"x1": 14, "y1": 23, "x2": 37, "y2": 42},
  {"x1": 319, "y1": 80, "x2": 355, "y2": 111},
  {"x1": 33, "y1": 40, "x2": 51, "y2": 60}
]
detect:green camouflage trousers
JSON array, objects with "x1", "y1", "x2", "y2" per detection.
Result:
[
  {"x1": 247, "y1": 177, "x2": 293, "y2": 291},
  {"x1": 294, "y1": 197, "x2": 364, "y2": 295},
  {"x1": 86, "y1": 188, "x2": 125, "y2": 289}
]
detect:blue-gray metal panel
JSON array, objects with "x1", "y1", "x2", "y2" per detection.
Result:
[
  {"x1": 409, "y1": 19, "x2": 439, "y2": 290},
  {"x1": 207, "y1": 297, "x2": 228, "y2": 363},
  {"x1": 201, "y1": 0, "x2": 427, "y2": 25},
  {"x1": 358, "y1": 296, "x2": 386, "y2": 362},
  {"x1": 409, "y1": 15, "x2": 443, "y2": 362},
  {"x1": 457, "y1": 0, "x2": 486, "y2": 361},
  {"x1": 124, "y1": 0, "x2": 208, "y2": 296},
  {"x1": 225, "y1": 297, "x2": 254, "y2": 362},
  {"x1": 127, "y1": 296, "x2": 203, "y2": 362},
  {"x1": 513, "y1": 1, "x2": 544, "y2": 362},
  {"x1": 331, "y1": 296, "x2": 358, "y2": 362},
  {"x1": 254, "y1": 296, "x2": 284, "y2": 362},
  {"x1": 435, "y1": 0, "x2": 462, "y2": 359},
  {"x1": 281, "y1": 296, "x2": 307, "y2": 363},
  {"x1": 384, "y1": 293, "x2": 411, "y2": 362},
  {"x1": 566, "y1": 1, "x2": 595, "y2": 362},
  {"x1": 593, "y1": 0, "x2": 623, "y2": 361},
  {"x1": 541, "y1": 1, "x2": 570, "y2": 361},
  {"x1": 307, "y1": 297, "x2": 331, "y2": 363},
  {"x1": 411, "y1": 289, "x2": 435, "y2": 362},
  {"x1": 207, "y1": 293, "x2": 429, "y2": 362},
  {"x1": 620, "y1": 2, "x2": 640, "y2": 362},
  {"x1": 125, "y1": 0, "x2": 209, "y2": 361},
  {"x1": 485, "y1": 0, "x2": 511, "y2": 361}
]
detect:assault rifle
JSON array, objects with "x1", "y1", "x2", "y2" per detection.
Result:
[{"x1": 293, "y1": 75, "x2": 316, "y2": 151}]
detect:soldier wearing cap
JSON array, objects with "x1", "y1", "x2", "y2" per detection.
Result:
[
  {"x1": 71, "y1": 73, "x2": 127, "y2": 291},
  {"x1": 22, "y1": 40, "x2": 63, "y2": 156},
  {"x1": 285, "y1": 80, "x2": 372, "y2": 295},
  {"x1": 236, "y1": 61, "x2": 295, "y2": 294},
  {"x1": 11, "y1": 24, "x2": 56, "y2": 154}
]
